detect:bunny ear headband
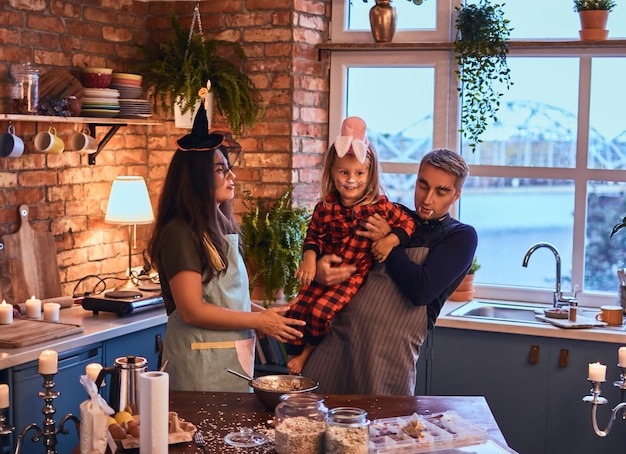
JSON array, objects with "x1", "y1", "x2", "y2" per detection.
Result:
[{"x1": 333, "y1": 116, "x2": 370, "y2": 164}]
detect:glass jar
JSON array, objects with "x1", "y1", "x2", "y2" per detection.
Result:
[
  {"x1": 11, "y1": 63, "x2": 40, "y2": 114},
  {"x1": 274, "y1": 393, "x2": 328, "y2": 454},
  {"x1": 325, "y1": 407, "x2": 370, "y2": 454}
]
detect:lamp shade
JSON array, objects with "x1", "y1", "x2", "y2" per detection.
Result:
[{"x1": 105, "y1": 176, "x2": 154, "y2": 225}]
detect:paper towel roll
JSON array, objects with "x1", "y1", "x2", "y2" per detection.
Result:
[{"x1": 139, "y1": 371, "x2": 169, "y2": 453}]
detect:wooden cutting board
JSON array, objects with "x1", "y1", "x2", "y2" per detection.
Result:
[
  {"x1": 0, "y1": 318, "x2": 82, "y2": 348},
  {"x1": 0, "y1": 205, "x2": 62, "y2": 305},
  {"x1": 39, "y1": 69, "x2": 84, "y2": 104}
]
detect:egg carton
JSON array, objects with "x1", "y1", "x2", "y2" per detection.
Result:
[{"x1": 368, "y1": 411, "x2": 489, "y2": 453}]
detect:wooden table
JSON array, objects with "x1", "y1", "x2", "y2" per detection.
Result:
[{"x1": 159, "y1": 392, "x2": 514, "y2": 453}]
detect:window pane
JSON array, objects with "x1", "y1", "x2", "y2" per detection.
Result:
[
  {"x1": 345, "y1": 66, "x2": 434, "y2": 162},
  {"x1": 381, "y1": 172, "x2": 416, "y2": 208},
  {"x1": 348, "y1": 0, "x2": 437, "y2": 31},
  {"x1": 461, "y1": 177, "x2": 574, "y2": 289},
  {"x1": 585, "y1": 181, "x2": 626, "y2": 292},
  {"x1": 588, "y1": 58, "x2": 626, "y2": 170},
  {"x1": 462, "y1": 58, "x2": 580, "y2": 167}
]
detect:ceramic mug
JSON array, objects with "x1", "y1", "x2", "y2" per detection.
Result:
[
  {"x1": 70, "y1": 132, "x2": 98, "y2": 153},
  {"x1": 0, "y1": 125, "x2": 24, "y2": 158},
  {"x1": 595, "y1": 305, "x2": 623, "y2": 326},
  {"x1": 34, "y1": 126, "x2": 64, "y2": 154}
]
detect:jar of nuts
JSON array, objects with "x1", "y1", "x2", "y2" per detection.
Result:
[
  {"x1": 325, "y1": 407, "x2": 370, "y2": 454},
  {"x1": 275, "y1": 393, "x2": 328, "y2": 454}
]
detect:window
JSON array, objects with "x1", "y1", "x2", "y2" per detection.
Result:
[{"x1": 329, "y1": 0, "x2": 626, "y2": 307}]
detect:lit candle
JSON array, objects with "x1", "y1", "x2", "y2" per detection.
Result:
[
  {"x1": 588, "y1": 362, "x2": 607, "y2": 382},
  {"x1": 0, "y1": 301, "x2": 13, "y2": 325},
  {"x1": 619, "y1": 347, "x2": 626, "y2": 367},
  {"x1": 86, "y1": 363, "x2": 103, "y2": 383},
  {"x1": 38, "y1": 350, "x2": 58, "y2": 374},
  {"x1": 25, "y1": 295, "x2": 41, "y2": 319},
  {"x1": 43, "y1": 302, "x2": 60, "y2": 322},
  {"x1": 0, "y1": 384, "x2": 9, "y2": 409}
]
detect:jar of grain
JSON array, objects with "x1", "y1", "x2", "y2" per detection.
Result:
[
  {"x1": 325, "y1": 407, "x2": 370, "y2": 454},
  {"x1": 275, "y1": 393, "x2": 327, "y2": 454},
  {"x1": 11, "y1": 63, "x2": 39, "y2": 114}
]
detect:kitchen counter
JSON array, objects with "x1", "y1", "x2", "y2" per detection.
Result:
[
  {"x1": 438, "y1": 300, "x2": 626, "y2": 344},
  {"x1": 0, "y1": 303, "x2": 167, "y2": 370},
  {"x1": 162, "y1": 392, "x2": 514, "y2": 453}
]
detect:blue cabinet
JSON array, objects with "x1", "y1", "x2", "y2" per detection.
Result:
[
  {"x1": 103, "y1": 324, "x2": 166, "y2": 371},
  {"x1": 428, "y1": 327, "x2": 626, "y2": 453},
  {"x1": 12, "y1": 343, "x2": 102, "y2": 454}
]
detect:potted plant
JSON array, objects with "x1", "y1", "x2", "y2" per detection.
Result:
[
  {"x1": 574, "y1": 0, "x2": 616, "y2": 40},
  {"x1": 454, "y1": 0, "x2": 512, "y2": 152},
  {"x1": 449, "y1": 256, "x2": 481, "y2": 302},
  {"x1": 133, "y1": 15, "x2": 264, "y2": 134},
  {"x1": 240, "y1": 188, "x2": 311, "y2": 304}
]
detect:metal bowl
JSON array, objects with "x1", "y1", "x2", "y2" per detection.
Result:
[{"x1": 250, "y1": 374, "x2": 318, "y2": 410}]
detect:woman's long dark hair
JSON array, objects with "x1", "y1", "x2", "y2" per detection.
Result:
[{"x1": 149, "y1": 147, "x2": 239, "y2": 283}]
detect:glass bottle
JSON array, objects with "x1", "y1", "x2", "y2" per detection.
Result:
[
  {"x1": 11, "y1": 63, "x2": 40, "y2": 114},
  {"x1": 274, "y1": 393, "x2": 328, "y2": 454},
  {"x1": 325, "y1": 407, "x2": 370, "y2": 454}
]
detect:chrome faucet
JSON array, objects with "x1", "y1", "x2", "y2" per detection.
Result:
[{"x1": 522, "y1": 242, "x2": 578, "y2": 308}]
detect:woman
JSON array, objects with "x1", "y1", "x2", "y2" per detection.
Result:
[
  {"x1": 149, "y1": 103, "x2": 304, "y2": 392},
  {"x1": 302, "y1": 148, "x2": 477, "y2": 395}
]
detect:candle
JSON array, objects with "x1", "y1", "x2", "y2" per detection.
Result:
[
  {"x1": 38, "y1": 350, "x2": 58, "y2": 374},
  {"x1": 0, "y1": 301, "x2": 13, "y2": 325},
  {"x1": 25, "y1": 295, "x2": 41, "y2": 319},
  {"x1": 0, "y1": 384, "x2": 9, "y2": 409},
  {"x1": 43, "y1": 302, "x2": 60, "y2": 322},
  {"x1": 86, "y1": 363, "x2": 103, "y2": 383},
  {"x1": 588, "y1": 362, "x2": 607, "y2": 382},
  {"x1": 619, "y1": 347, "x2": 626, "y2": 367}
]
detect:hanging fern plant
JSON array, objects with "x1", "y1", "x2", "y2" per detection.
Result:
[{"x1": 454, "y1": 0, "x2": 512, "y2": 152}]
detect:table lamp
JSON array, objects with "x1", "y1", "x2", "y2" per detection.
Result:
[{"x1": 105, "y1": 176, "x2": 154, "y2": 290}]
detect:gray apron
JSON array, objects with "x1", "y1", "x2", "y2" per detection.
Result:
[{"x1": 163, "y1": 234, "x2": 255, "y2": 392}]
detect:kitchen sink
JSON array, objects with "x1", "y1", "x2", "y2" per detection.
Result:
[{"x1": 448, "y1": 300, "x2": 549, "y2": 324}]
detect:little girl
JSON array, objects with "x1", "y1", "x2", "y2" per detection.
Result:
[{"x1": 285, "y1": 116, "x2": 416, "y2": 374}]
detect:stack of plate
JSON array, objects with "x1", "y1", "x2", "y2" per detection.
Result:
[
  {"x1": 110, "y1": 73, "x2": 144, "y2": 99},
  {"x1": 80, "y1": 88, "x2": 120, "y2": 118},
  {"x1": 118, "y1": 99, "x2": 152, "y2": 119}
]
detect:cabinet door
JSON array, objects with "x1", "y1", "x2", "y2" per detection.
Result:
[
  {"x1": 429, "y1": 328, "x2": 551, "y2": 454},
  {"x1": 12, "y1": 344, "x2": 102, "y2": 454},
  {"x1": 103, "y1": 324, "x2": 166, "y2": 372},
  {"x1": 547, "y1": 338, "x2": 626, "y2": 453}
]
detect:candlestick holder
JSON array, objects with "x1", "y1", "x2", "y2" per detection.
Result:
[
  {"x1": 582, "y1": 365, "x2": 626, "y2": 437},
  {"x1": 0, "y1": 407, "x2": 14, "y2": 436},
  {"x1": 14, "y1": 373, "x2": 80, "y2": 454}
]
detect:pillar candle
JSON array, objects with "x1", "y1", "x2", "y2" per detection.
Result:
[
  {"x1": 0, "y1": 384, "x2": 9, "y2": 409},
  {"x1": 43, "y1": 302, "x2": 60, "y2": 322},
  {"x1": 619, "y1": 347, "x2": 626, "y2": 367},
  {"x1": 25, "y1": 295, "x2": 41, "y2": 319},
  {"x1": 0, "y1": 301, "x2": 13, "y2": 325},
  {"x1": 588, "y1": 362, "x2": 606, "y2": 382},
  {"x1": 86, "y1": 363, "x2": 103, "y2": 383},
  {"x1": 38, "y1": 350, "x2": 58, "y2": 374}
]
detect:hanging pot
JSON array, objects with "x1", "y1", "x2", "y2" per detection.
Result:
[
  {"x1": 578, "y1": 10, "x2": 609, "y2": 40},
  {"x1": 369, "y1": 0, "x2": 397, "y2": 43}
]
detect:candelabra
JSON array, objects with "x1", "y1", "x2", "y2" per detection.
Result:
[
  {"x1": 14, "y1": 373, "x2": 80, "y2": 454},
  {"x1": 582, "y1": 365, "x2": 626, "y2": 437}
]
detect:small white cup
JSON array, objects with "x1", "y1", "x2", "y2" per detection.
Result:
[
  {"x1": 0, "y1": 125, "x2": 24, "y2": 158},
  {"x1": 43, "y1": 302, "x2": 60, "y2": 322},
  {"x1": 34, "y1": 126, "x2": 64, "y2": 154},
  {"x1": 70, "y1": 132, "x2": 98, "y2": 153}
]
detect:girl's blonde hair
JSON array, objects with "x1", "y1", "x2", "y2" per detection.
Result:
[{"x1": 319, "y1": 142, "x2": 383, "y2": 207}]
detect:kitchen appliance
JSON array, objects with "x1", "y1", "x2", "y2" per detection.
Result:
[
  {"x1": 95, "y1": 355, "x2": 148, "y2": 414},
  {"x1": 81, "y1": 291, "x2": 163, "y2": 316}
]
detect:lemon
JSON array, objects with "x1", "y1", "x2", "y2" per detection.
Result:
[{"x1": 114, "y1": 410, "x2": 133, "y2": 426}]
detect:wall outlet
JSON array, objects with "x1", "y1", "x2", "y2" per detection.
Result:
[{"x1": 127, "y1": 266, "x2": 146, "y2": 277}]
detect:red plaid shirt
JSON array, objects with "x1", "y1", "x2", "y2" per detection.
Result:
[{"x1": 286, "y1": 194, "x2": 416, "y2": 346}]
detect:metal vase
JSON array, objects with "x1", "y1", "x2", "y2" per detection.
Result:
[{"x1": 369, "y1": 0, "x2": 397, "y2": 43}]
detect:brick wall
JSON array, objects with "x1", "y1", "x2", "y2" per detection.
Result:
[{"x1": 0, "y1": 0, "x2": 329, "y2": 300}]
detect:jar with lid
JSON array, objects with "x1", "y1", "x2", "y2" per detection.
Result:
[
  {"x1": 11, "y1": 63, "x2": 40, "y2": 114},
  {"x1": 275, "y1": 393, "x2": 328, "y2": 454},
  {"x1": 325, "y1": 407, "x2": 370, "y2": 454}
]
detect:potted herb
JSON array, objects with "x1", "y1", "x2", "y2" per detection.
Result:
[
  {"x1": 454, "y1": 0, "x2": 512, "y2": 152},
  {"x1": 241, "y1": 188, "x2": 311, "y2": 304},
  {"x1": 574, "y1": 0, "x2": 615, "y2": 40},
  {"x1": 133, "y1": 15, "x2": 264, "y2": 134},
  {"x1": 449, "y1": 256, "x2": 480, "y2": 302}
]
